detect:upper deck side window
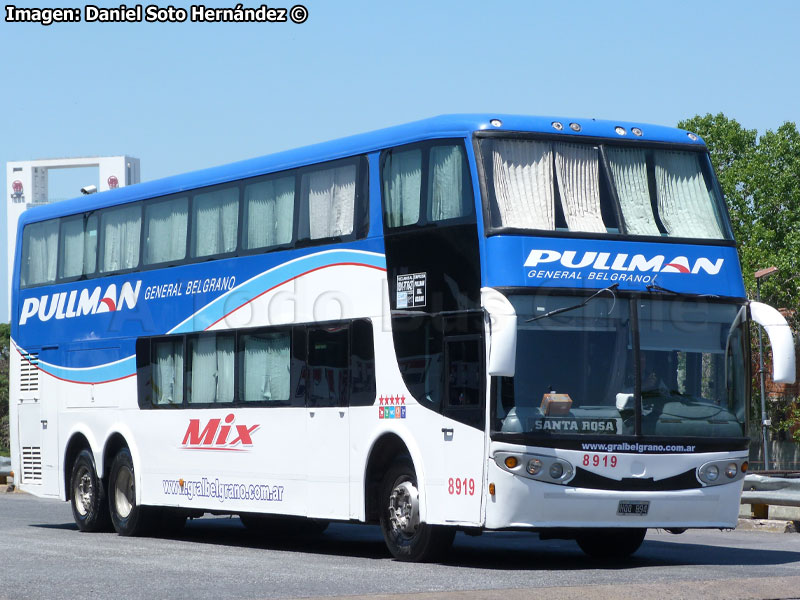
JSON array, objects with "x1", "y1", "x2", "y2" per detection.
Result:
[
  {"x1": 20, "y1": 219, "x2": 59, "y2": 287},
  {"x1": 381, "y1": 140, "x2": 474, "y2": 230},
  {"x1": 17, "y1": 155, "x2": 369, "y2": 291},
  {"x1": 480, "y1": 136, "x2": 731, "y2": 241}
]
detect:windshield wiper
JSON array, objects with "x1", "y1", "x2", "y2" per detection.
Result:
[
  {"x1": 645, "y1": 282, "x2": 719, "y2": 299},
  {"x1": 526, "y1": 284, "x2": 619, "y2": 323}
]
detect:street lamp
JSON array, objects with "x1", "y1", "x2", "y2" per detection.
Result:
[{"x1": 755, "y1": 266, "x2": 779, "y2": 471}]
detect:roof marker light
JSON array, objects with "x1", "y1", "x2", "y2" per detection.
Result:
[
  {"x1": 632, "y1": 127, "x2": 643, "y2": 137},
  {"x1": 615, "y1": 126, "x2": 627, "y2": 136},
  {"x1": 490, "y1": 119, "x2": 503, "y2": 128},
  {"x1": 569, "y1": 122, "x2": 581, "y2": 132},
  {"x1": 552, "y1": 121, "x2": 564, "y2": 131},
  {"x1": 687, "y1": 132, "x2": 699, "y2": 141}
]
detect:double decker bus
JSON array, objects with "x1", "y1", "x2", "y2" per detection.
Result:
[{"x1": 10, "y1": 115, "x2": 796, "y2": 561}]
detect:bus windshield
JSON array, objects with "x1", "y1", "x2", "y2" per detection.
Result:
[
  {"x1": 494, "y1": 295, "x2": 748, "y2": 439},
  {"x1": 479, "y1": 136, "x2": 732, "y2": 240}
]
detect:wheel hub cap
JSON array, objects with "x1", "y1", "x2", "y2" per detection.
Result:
[
  {"x1": 388, "y1": 481, "x2": 420, "y2": 536},
  {"x1": 74, "y1": 468, "x2": 93, "y2": 516}
]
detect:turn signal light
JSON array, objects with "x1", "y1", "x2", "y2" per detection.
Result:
[
  {"x1": 504, "y1": 456, "x2": 519, "y2": 469},
  {"x1": 489, "y1": 483, "x2": 496, "y2": 495},
  {"x1": 741, "y1": 461, "x2": 748, "y2": 473}
]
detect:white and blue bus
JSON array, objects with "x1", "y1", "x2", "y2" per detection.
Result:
[{"x1": 10, "y1": 115, "x2": 796, "y2": 561}]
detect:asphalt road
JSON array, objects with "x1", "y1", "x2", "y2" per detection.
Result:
[{"x1": 1, "y1": 491, "x2": 799, "y2": 600}]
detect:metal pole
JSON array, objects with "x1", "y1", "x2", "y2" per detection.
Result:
[{"x1": 757, "y1": 279, "x2": 770, "y2": 471}]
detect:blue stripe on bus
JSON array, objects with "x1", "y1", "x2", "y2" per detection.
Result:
[
  {"x1": 168, "y1": 249, "x2": 386, "y2": 333},
  {"x1": 16, "y1": 250, "x2": 387, "y2": 384}
]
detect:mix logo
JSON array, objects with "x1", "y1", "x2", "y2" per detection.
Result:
[
  {"x1": 524, "y1": 250, "x2": 724, "y2": 275},
  {"x1": 19, "y1": 281, "x2": 142, "y2": 325},
  {"x1": 181, "y1": 414, "x2": 259, "y2": 451}
]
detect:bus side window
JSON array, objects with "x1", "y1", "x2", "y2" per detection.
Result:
[
  {"x1": 308, "y1": 326, "x2": 349, "y2": 407},
  {"x1": 349, "y1": 320, "x2": 376, "y2": 407},
  {"x1": 21, "y1": 218, "x2": 59, "y2": 287}
]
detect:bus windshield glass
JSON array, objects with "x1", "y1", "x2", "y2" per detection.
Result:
[
  {"x1": 479, "y1": 137, "x2": 732, "y2": 240},
  {"x1": 494, "y1": 295, "x2": 748, "y2": 439}
]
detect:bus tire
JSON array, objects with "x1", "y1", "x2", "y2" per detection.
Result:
[
  {"x1": 379, "y1": 461, "x2": 455, "y2": 562},
  {"x1": 69, "y1": 449, "x2": 112, "y2": 532},
  {"x1": 576, "y1": 528, "x2": 646, "y2": 558},
  {"x1": 108, "y1": 448, "x2": 152, "y2": 536}
]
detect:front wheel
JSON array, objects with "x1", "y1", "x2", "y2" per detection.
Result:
[
  {"x1": 108, "y1": 448, "x2": 152, "y2": 536},
  {"x1": 576, "y1": 528, "x2": 646, "y2": 558},
  {"x1": 379, "y1": 461, "x2": 454, "y2": 562},
  {"x1": 69, "y1": 449, "x2": 111, "y2": 532}
]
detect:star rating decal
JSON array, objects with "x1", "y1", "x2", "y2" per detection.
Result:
[{"x1": 378, "y1": 395, "x2": 407, "y2": 419}]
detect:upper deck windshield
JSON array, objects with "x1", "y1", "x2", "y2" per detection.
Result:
[
  {"x1": 494, "y1": 294, "x2": 748, "y2": 440},
  {"x1": 478, "y1": 136, "x2": 733, "y2": 240}
]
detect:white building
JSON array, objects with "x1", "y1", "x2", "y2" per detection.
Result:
[{"x1": 6, "y1": 156, "x2": 141, "y2": 319}]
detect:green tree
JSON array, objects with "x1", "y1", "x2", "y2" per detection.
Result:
[
  {"x1": 678, "y1": 114, "x2": 800, "y2": 307},
  {"x1": 679, "y1": 114, "x2": 800, "y2": 452},
  {"x1": 0, "y1": 322, "x2": 9, "y2": 455}
]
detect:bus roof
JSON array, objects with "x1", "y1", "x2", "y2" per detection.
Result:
[{"x1": 18, "y1": 113, "x2": 706, "y2": 227}]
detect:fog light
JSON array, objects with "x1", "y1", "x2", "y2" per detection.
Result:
[
  {"x1": 527, "y1": 458, "x2": 543, "y2": 475},
  {"x1": 552, "y1": 121, "x2": 564, "y2": 131},
  {"x1": 706, "y1": 465, "x2": 719, "y2": 481},
  {"x1": 569, "y1": 122, "x2": 581, "y2": 132},
  {"x1": 490, "y1": 119, "x2": 503, "y2": 128},
  {"x1": 615, "y1": 126, "x2": 627, "y2": 136},
  {"x1": 504, "y1": 456, "x2": 519, "y2": 469},
  {"x1": 549, "y1": 463, "x2": 564, "y2": 479},
  {"x1": 725, "y1": 463, "x2": 738, "y2": 478},
  {"x1": 632, "y1": 127, "x2": 643, "y2": 136}
]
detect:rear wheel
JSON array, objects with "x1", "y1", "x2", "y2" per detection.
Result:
[
  {"x1": 69, "y1": 449, "x2": 111, "y2": 532},
  {"x1": 108, "y1": 448, "x2": 153, "y2": 536},
  {"x1": 576, "y1": 528, "x2": 646, "y2": 558},
  {"x1": 379, "y1": 461, "x2": 454, "y2": 562}
]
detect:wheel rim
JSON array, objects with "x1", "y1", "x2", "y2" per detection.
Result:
[
  {"x1": 388, "y1": 480, "x2": 420, "y2": 537},
  {"x1": 73, "y1": 465, "x2": 93, "y2": 517},
  {"x1": 114, "y1": 465, "x2": 135, "y2": 519}
]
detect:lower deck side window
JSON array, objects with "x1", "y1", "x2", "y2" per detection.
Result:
[{"x1": 136, "y1": 319, "x2": 375, "y2": 409}]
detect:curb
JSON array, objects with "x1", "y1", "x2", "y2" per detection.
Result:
[{"x1": 736, "y1": 517, "x2": 799, "y2": 533}]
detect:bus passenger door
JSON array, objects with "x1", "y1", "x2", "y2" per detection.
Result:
[
  {"x1": 438, "y1": 335, "x2": 485, "y2": 525},
  {"x1": 305, "y1": 326, "x2": 350, "y2": 519}
]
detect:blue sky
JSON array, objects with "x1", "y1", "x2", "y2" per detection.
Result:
[{"x1": 2, "y1": 0, "x2": 799, "y2": 321}]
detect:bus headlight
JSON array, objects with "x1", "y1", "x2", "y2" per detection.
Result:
[
  {"x1": 494, "y1": 452, "x2": 574, "y2": 485},
  {"x1": 527, "y1": 459, "x2": 543, "y2": 475},
  {"x1": 698, "y1": 459, "x2": 747, "y2": 486}
]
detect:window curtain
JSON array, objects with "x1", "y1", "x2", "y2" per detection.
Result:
[
  {"x1": 190, "y1": 335, "x2": 234, "y2": 403},
  {"x1": 384, "y1": 149, "x2": 421, "y2": 227},
  {"x1": 145, "y1": 197, "x2": 188, "y2": 264},
  {"x1": 101, "y1": 205, "x2": 141, "y2": 272},
  {"x1": 153, "y1": 340, "x2": 183, "y2": 405},
  {"x1": 242, "y1": 333, "x2": 290, "y2": 402},
  {"x1": 60, "y1": 218, "x2": 85, "y2": 278},
  {"x1": 24, "y1": 220, "x2": 59, "y2": 286},
  {"x1": 654, "y1": 151, "x2": 724, "y2": 239},
  {"x1": 430, "y1": 145, "x2": 467, "y2": 221},
  {"x1": 193, "y1": 187, "x2": 239, "y2": 257},
  {"x1": 606, "y1": 147, "x2": 661, "y2": 236},
  {"x1": 306, "y1": 165, "x2": 355, "y2": 239},
  {"x1": 490, "y1": 139, "x2": 554, "y2": 230},
  {"x1": 244, "y1": 176, "x2": 294, "y2": 249},
  {"x1": 554, "y1": 142, "x2": 606, "y2": 233}
]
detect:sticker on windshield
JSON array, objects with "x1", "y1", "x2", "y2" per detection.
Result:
[{"x1": 396, "y1": 272, "x2": 426, "y2": 309}]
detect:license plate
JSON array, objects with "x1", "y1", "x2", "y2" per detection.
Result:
[{"x1": 617, "y1": 500, "x2": 649, "y2": 516}]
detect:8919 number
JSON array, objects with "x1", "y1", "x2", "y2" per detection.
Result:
[{"x1": 448, "y1": 477, "x2": 475, "y2": 495}]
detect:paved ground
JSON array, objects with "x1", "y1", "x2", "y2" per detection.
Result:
[{"x1": 1, "y1": 491, "x2": 800, "y2": 600}]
